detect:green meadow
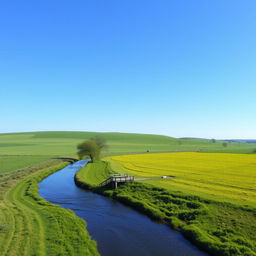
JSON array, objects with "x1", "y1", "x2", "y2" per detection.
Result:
[
  {"x1": 1, "y1": 131, "x2": 256, "y2": 256},
  {"x1": 0, "y1": 155, "x2": 51, "y2": 174},
  {"x1": 0, "y1": 160, "x2": 99, "y2": 256},
  {"x1": 0, "y1": 131, "x2": 255, "y2": 158}
]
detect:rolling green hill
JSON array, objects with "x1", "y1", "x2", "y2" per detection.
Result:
[
  {"x1": 0, "y1": 131, "x2": 255, "y2": 157},
  {"x1": 0, "y1": 131, "x2": 178, "y2": 156},
  {"x1": 0, "y1": 131, "x2": 255, "y2": 174}
]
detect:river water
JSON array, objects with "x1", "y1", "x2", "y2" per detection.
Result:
[{"x1": 39, "y1": 160, "x2": 208, "y2": 256}]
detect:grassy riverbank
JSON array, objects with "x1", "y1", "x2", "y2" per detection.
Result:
[
  {"x1": 0, "y1": 160, "x2": 99, "y2": 256},
  {"x1": 75, "y1": 159, "x2": 256, "y2": 256},
  {"x1": 75, "y1": 161, "x2": 115, "y2": 188}
]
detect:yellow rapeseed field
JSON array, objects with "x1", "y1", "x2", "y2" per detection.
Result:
[{"x1": 108, "y1": 152, "x2": 256, "y2": 206}]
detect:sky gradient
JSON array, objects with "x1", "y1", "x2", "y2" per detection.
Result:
[{"x1": 1, "y1": 0, "x2": 256, "y2": 139}]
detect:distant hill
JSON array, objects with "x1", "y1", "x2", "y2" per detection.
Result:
[
  {"x1": 181, "y1": 137, "x2": 256, "y2": 144},
  {"x1": 0, "y1": 131, "x2": 177, "y2": 156},
  {"x1": 224, "y1": 139, "x2": 256, "y2": 144},
  {"x1": 179, "y1": 137, "x2": 211, "y2": 142},
  {"x1": 0, "y1": 131, "x2": 255, "y2": 156}
]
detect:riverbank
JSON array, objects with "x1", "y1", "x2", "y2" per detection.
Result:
[
  {"x1": 41, "y1": 160, "x2": 208, "y2": 256},
  {"x1": 75, "y1": 160, "x2": 256, "y2": 256},
  {"x1": 0, "y1": 160, "x2": 99, "y2": 256}
]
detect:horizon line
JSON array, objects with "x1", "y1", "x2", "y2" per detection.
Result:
[{"x1": 0, "y1": 130, "x2": 255, "y2": 141}]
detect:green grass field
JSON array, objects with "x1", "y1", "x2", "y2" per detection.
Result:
[
  {"x1": 0, "y1": 160, "x2": 99, "y2": 256},
  {"x1": 0, "y1": 131, "x2": 255, "y2": 157},
  {"x1": 0, "y1": 155, "x2": 51, "y2": 174}
]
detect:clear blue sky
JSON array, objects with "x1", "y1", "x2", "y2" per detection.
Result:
[{"x1": 1, "y1": 0, "x2": 255, "y2": 139}]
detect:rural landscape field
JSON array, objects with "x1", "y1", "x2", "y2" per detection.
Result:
[
  {"x1": 105, "y1": 153, "x2": 256, "y2": 254},
  {"x1": 1, "y1": 1, "x2": 255, "y2": 256},
  {"x1": 108, "y1": 152, "x2": 256, "y2": 206},
  {"x1": 1, "y1": 131, "x2": 256, "y2": 255}
]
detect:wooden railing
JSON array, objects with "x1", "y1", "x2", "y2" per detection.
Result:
[{"x1": 99, "y1": 174, "x2": 134, "y2": 187}]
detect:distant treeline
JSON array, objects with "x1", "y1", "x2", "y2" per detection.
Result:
[
  {"x1": 225, "y1": 139, "x2": 256, "y2": 144},
  {"x1": 181, "y1": 137, "x2": 256, "y2": 144}
]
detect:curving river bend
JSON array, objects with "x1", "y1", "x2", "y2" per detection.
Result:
[{"x1": 39, "y1": 160, "x2": 208, "y2": 256}]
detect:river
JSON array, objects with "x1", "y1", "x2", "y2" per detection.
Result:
[{"x1": 39, "y1": 160, "x2": 208, "y2": 256}]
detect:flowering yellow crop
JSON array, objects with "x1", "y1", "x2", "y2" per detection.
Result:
[{"x1": 109, "y1": 152, "x2": 256, "y2": 206}]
